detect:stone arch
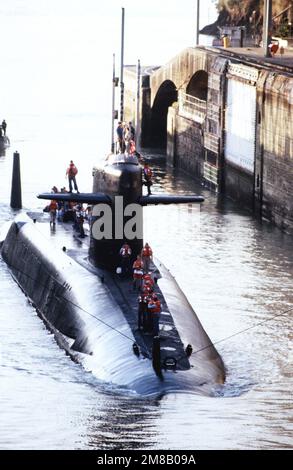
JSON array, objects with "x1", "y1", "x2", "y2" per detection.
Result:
[
  {"x1": 186, "y1": 70, "x2": 208, "y2": 101},
  {"x1": 150, "y1": 80, "x2": 178, "y2": 148}
]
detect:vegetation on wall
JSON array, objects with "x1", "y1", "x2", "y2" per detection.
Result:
[{"x1": 202, "y1": 0, "x2": 293, "y2": 37}]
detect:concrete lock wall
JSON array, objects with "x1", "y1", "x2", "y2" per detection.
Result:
[
  {"x1": 223, "y1": 63, "x2": 259, "y2": 209},
  {"x1": 150, "y1": 48, "x2": 209, "y2": 108},
  {"x1": 256, "y1": 71, "x2": 293, "y2": 233},
  {"x1": 124, "y1": 67, "x2": 155, "y2": 148},
  {"x1": 168, "y1": 109, "x2": 205, "y2": 177},
  {"x1": 125, "y1": 47, "x2": 293, "y2": 235}
]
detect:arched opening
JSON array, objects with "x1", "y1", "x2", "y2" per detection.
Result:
[
  {"x1": 186, "y1": 70, "x2": 208, "y2": 101},
  {"x1": 151, "y1": 80, "x2": 177, "y2": 149}
]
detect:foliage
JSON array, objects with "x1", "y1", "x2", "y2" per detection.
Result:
[{"x1": 212, "y1": 0, "x2": 292, "y2": 31}]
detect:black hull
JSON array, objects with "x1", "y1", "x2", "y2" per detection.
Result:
[{"x1": 1, "y1": 214, "x2": 225, "y2": 396}]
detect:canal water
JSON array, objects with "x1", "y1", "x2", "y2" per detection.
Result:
[
  {"x1": 0, "y1": 117, "x2": 292, "y2": 450},
  {"x1": 0, "y1": 0, "x2": 292, "y2": 451}
]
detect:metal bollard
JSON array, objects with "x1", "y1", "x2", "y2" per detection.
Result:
[
  {"x1": 152, "y1": 335, "x2": 161, "y2": 374},
  {"x1": 10, "y1": 151, "x2": 22, "y2": 209}
]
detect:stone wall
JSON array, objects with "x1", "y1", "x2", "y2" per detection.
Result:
[
  {"x1": 124, "y1": 69, "x2": 136, "y2": 124},
  {"x1": 150, "y1": 47, "x2": 209, "y2": 107},
  {"x1": 224, "y1": 165, "x2": 255, "y2": 209},
  {"x1": 125, "y1": 47, "x2": 293, "y2": 235},
  {"x1": 173, "y1": 113, "x2": 204, "y2": 178},
  {"x1": 124, "y1": 67, "x2": 153, "y2": 148},
  {"x1": 256, "y1": 71, "x2": 293, "y2": 234}
]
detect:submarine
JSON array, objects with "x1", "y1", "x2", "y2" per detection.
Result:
[{"x1": 1, "y1": 152, "x2": 225, "y2": 395}]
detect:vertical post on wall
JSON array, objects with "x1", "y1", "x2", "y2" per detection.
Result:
[
  {"x1": 120, "y1": 7, "x2": 125, "y2": 122},
  {"x1": 289, "y1": 2, "x2": 293, "y2": 36},
  {"x1": 111, "y1": 53, "x2": 116, "y2": 153},
  {"x1": 263, "y1": 0, "x2": 273, "y2": 58},
  {"x1": 289, "y1": 2, "x2": 293, "y2": 22},
  {"x1": 195, "y1": 0, "x2": 200, "y2": 46},
  {"x1": 136, "y1": 59, "x2": 141, "y2": 151},
  {"x1": 10, "y1": 151, "x2": 22, "y2": 209}
]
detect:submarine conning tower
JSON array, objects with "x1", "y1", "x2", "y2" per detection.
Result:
[
  {"x1": 37, "y1": 152, "x2": 204, "y2": 272},
  {"x1": 91, "y1": 153, "x2": 143, "y2": 270}
]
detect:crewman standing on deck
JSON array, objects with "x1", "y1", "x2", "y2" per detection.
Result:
[
  {"x1": 129, "y1": 122, "x2": 135, "y2": 140},
  {"x1": 151, "y1": 295, "x2": 161, "y2": 336},
  {"x1": 141, "y1": 243, "x2": 153, "y2": 274},
  {"x1": 132, "y1": 255, "x2": 144, "y2": 291},
  {"x1": 119, "y1": 242, "x2": 132, "y2": 277},
  {"x1": 142, "y1": 273, "x2": 155, "y2": 290},
  {"x1": 116, "y1": 122, "x2": 125, "y2": 153},
  {"x1": 143, "y1": 163, "x2": 153, "y2": 195},
  {"x1": 1, "y1": 120, "x2": 7, "y2": 136},
  {"x1": 137, "y1": 295, "x2": 147, "y2": 330},
  {"x1": 129, "y1": 139, "x2": 136, "y2": 155},
  {"x1": 49, "y1": 200, "x2": 58, "y2": 228},
  {"x1": 66, "y1": 160, "x2": 79, "y2": 194}
]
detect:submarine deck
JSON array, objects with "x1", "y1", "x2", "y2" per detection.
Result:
[{"x1": 27, "y1": 212, "x2": 191, "y2": 371}]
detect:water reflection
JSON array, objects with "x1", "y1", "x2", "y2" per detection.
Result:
[{"x1": 84, "y1": 395, "x2": 160, "y2": 450}]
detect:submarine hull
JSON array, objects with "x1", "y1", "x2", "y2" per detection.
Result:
[{"x1": 1, "y1": 214, "x2": 225, "y2": 395}]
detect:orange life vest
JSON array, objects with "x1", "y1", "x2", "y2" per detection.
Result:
[
  {"x1": 133, "y1": 259, "x2": 144, "y2": 279},
  {"x1": 148, "y1": 299, "x2": 161, "y2": 315},
  {"x1": 154, "y1": 300, "x2": 161, "y2": 313},
  {"x1": 49, "y1": 201, "x2": 58, "y2": 211},
  {"x1": 143, "y1": 275, "x2": 154, "y2": 286},
  {"x1": 142, "y1": 286, "x2": 152, "y2": 297},
  {"x1": 144, "y1": 167, "x2": 152, "y2": 179},
  {"x1": 142, "y1": 246, "x2": 152, "y2": 257},
  {"x1": 68, "y1": 165, "x2": 78, "y2": 177},
  {"x1": 143, "y1": 274, "x2": 152, "y2": 280},
  {"x1": 143, "y1": 280, "x2": 154, "y2": 291},
  {"x1": 129, "y1": 140, "x2": 136, "y2": 155},
  {"x1": 147, "y1": 300, "x2": 156, "y2": 312},
  {"x1": 133, "y1": 260, "x2": 143, "y2": 270}
]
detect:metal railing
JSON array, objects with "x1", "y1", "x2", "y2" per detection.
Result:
[
  {"x1": 204, "y1": 133, "x2": 219, "y2": 154},
  {"x1": 178, "y1": 91, "x2": 206, "y2": 123},
  {"x1": 203, "y1": 162, "x2": 219, "y2": 187}
]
